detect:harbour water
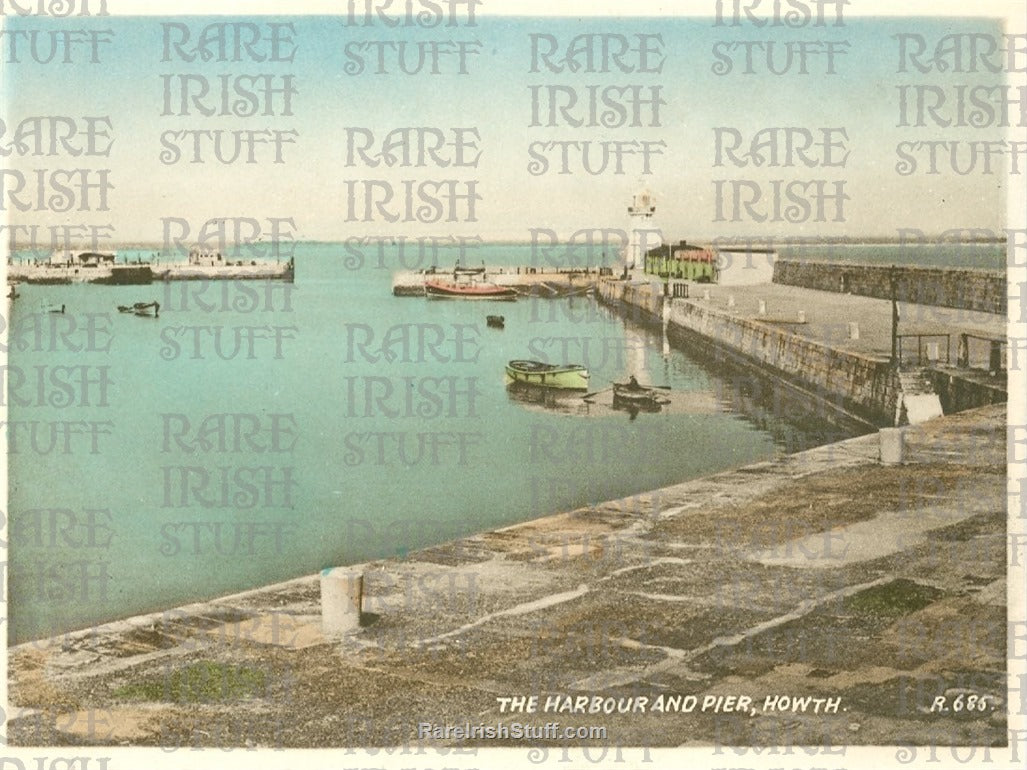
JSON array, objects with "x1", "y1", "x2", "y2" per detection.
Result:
[{"x1": 4, "y1": 241, "x2": 1003, "y2": 643}]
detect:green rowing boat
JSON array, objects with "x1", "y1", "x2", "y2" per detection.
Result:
[{"x1": 505, "y1": 360, "x2": 590, "y2": 390}]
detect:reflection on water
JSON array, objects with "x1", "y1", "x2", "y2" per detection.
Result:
[
  {"x1": 505, "y1": 381, "x2": 593, "y2": 416},
  {"x1": 507, "y1": 303, "x2": 869, "y2": 446},
  {"x1": 506, "y1": 379, "x2": 718, "y2": 421}
]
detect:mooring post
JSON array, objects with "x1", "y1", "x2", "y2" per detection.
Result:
[
  {"x1": 880, "y1": 428, "x2": 904, "y2": 464},
  {"x1": 320, "y1": 568, "x2": 364, "y2": 637}
]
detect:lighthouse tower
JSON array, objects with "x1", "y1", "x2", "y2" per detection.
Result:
[{"x1": 626, "y1": 187, "x2": 661, "y2": 271}]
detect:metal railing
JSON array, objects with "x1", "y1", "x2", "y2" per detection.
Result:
[
  {"x1": 661, "y1": 281, "x2": 689, "y2": 299},
  {"x1": 957, "y1": 333, "x2": 1005, "y2": 374},
  {"x1": 895, "y1": 332, "x2": 1006, "y2": 373},
  {"x1": 896, "y1": 333, "x2": 951, "y2": 367}
]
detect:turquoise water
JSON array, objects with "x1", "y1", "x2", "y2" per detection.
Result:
[{"x1": 4, "y1": 241, "x2": 998, "y2": 643}]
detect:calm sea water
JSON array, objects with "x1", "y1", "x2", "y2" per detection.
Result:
[
  {"x1": 4, "y1": 241, "x2": 1003, "y2": 643},
  {"x1": 777, "y1": 241, "x2": 1005, "y2": 269}
]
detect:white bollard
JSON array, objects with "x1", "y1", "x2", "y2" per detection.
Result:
[
  {"x1": 702, "y1": 288, "x2": 711, "y2": 300},
  {"x1": 727, "y1": 295, "x2": 736, "y2": 308},
  {"x1": 797, "y1": 310, "x2": 806, "y2": 323},
  {"x1": 758, "y1": 299, "x2": 766, "y2": 315},
  {"x1": 879, "y1": 428, "x2": 904, "y2": 464},
  {"x1": 320, "y1": 568, "x2": 363, "y2": 636},
  {"x1": 848, "y1": 321, "x2": 860, "y2": 340}
]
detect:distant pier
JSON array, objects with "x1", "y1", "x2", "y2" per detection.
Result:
[
  {"x1": 7, "y1": 260, "x2": 294, "y2": 285},
  {"x1": 392, "y1": 265, "x2": 606, "y2": 297},
  {"x1": 153, "y1": 261, "x2": 294, "y2": 283}
]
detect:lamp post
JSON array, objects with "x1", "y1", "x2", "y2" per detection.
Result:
[{"x1": 890, "y1": 265, "x2": 899, "y2": 366}]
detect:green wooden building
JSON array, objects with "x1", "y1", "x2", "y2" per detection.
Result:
[{"x1": 644, "y1": 241, "x2": 718, "y2": 282}]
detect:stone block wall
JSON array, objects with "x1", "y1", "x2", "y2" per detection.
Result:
[
  {"x1": 772, "y1": 260, "x2": 1005, "y2": 315},
  {"x1": 598, "y1": 279, "x2": 901, "y2": 426}
]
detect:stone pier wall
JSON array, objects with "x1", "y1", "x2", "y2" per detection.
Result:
[
  {"x1": 926, "y1": 369, "x2": 1008, "y2": 414},
  {"x1": 772, "y1": 259, "x2": 1006, "y2": 315},
  {"x1": 599, "y1": 279, "x2": 901, "y2": 426}
]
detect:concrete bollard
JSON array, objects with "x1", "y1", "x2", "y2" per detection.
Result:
[
  {"x1": 702, "y1": 288, "x2": 711, "y2": 300},
  {"x1": 797, "y1": 310, "x2": 806, "y2": 323},
  {"x1": 727, "y1": 295, "x2": 736, "y2": 308},
  {"x1": 758, "y1": 299, "x2": 766, "y2": 315},
  {"x1": 320, "y1": 567, "x2": 363, "y2": 636},
  {"x1": 879, "y1": 428, "x2": 904, "y2": 464},
  {"x1": 848, "y1": 321, "x2": 860, "y2": 340}
]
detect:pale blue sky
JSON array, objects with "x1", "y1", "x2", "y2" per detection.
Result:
[{"x1": 1, "y1": 14, "x2": 1010, "y2": 243}]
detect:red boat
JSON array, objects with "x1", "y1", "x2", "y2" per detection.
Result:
[{"x1": 424, "y1": 277, "x2": 517, "y2": 300}]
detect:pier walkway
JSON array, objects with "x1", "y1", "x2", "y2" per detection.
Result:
[
  {"x1": 7, "y1": 404, "x2": 1009, "y2": 749},
  {"x1": 680, "y1": 282, "x2": 1005, "y2": 365}
]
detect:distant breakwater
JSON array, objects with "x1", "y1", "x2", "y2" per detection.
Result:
[
  {"x1": 773, "y1": 259, "x2": 1005, "y2": 315},
  {"x1": 8, "y1": 261, "x2": 294, "y2": 285},
  {"x1": 392, "y1": 265, "x2": 604, "y2": 297}
]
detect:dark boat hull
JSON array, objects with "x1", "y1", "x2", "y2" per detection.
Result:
[{"x1": 612, "y1": 382, "x2": 664, "y2": 410}]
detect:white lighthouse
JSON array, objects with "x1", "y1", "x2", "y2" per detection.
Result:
[{"x1": 626, "y1": 187, "x2": 662, "y2": 271}]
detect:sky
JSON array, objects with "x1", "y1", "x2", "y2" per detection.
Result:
[{"x1": 0, "y1": 7, "x2": 1019, "y2": 245}]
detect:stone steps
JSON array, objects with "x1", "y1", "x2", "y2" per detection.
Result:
[{"x1": 897, "y1": 367, "x2": 943, "y2": 425}]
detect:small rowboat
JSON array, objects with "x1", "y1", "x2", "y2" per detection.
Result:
[
  {"x1": 506, "y1": 360, "x2": 589, "y2": 390},
  {"x1": 425, "y1": 279, "x2": 517, "y2": 300},
  {"x1": 118, "y1": 301, "x2": 160, "y2": 317},
  {"x1": 486, "y1": 315, "x2": 505, "y2": 328},
  {"x1": 612, "y1": 379, "x2": 667, "y2": 411}
]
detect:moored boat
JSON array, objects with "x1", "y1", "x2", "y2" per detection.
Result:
[
  {"x1": 486, "y1": 314, "x2": 505, "y2": 328},
  {"x1": 7, "y1": 250, "x2": 154, "y2": 285},
  {"x1": 505, "y1": 360, "x2": 589, "y2": 390},
  {"x1": 612, "y1": 378, "x2": 666, "y2": 411},
  {"x1": 118, "y1": 301, "x2": 160, "y2": 317},
  {"x1": 425, "y1": 278, "x2": 516, "y2": 300}
]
